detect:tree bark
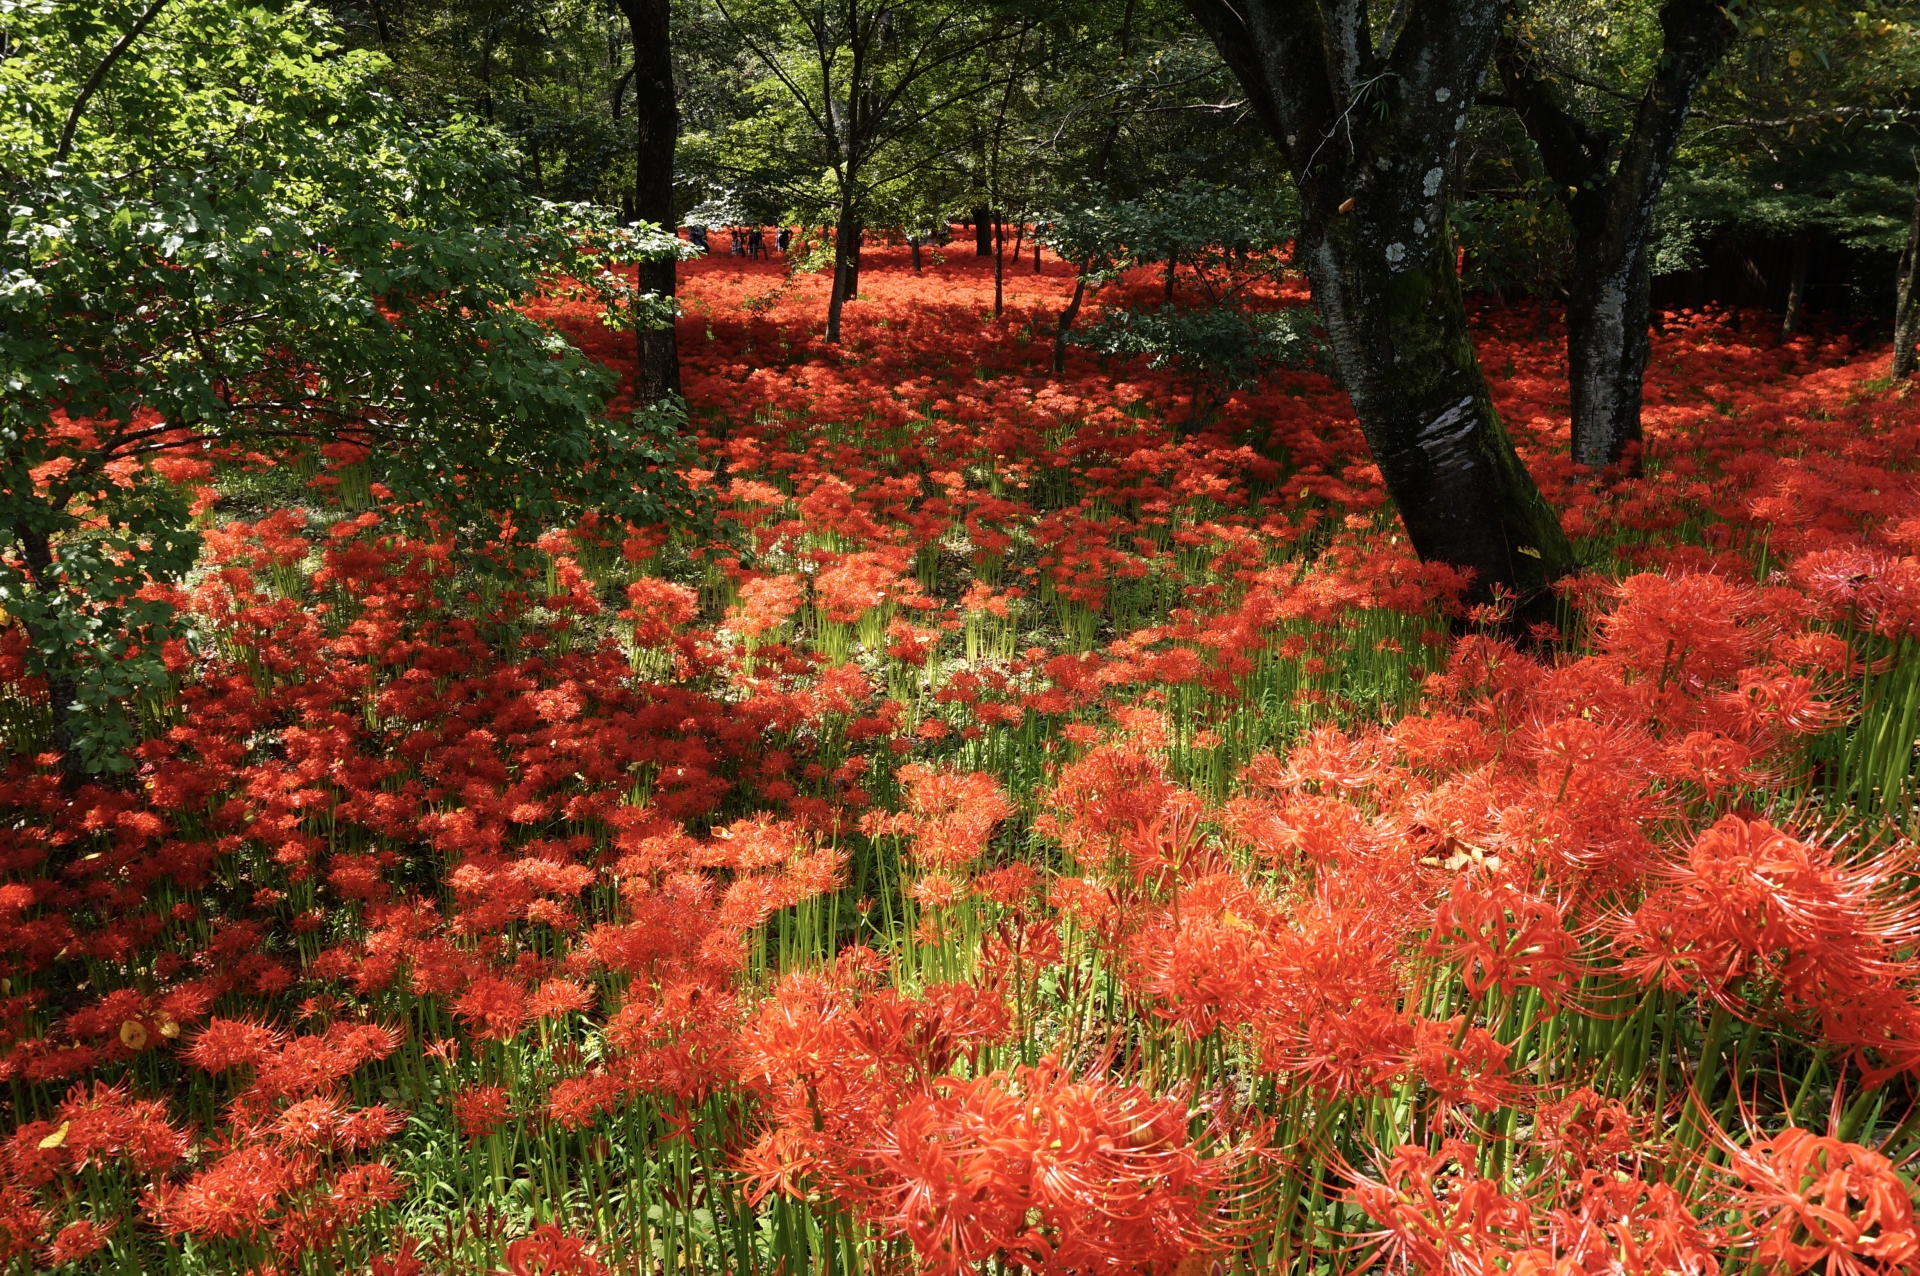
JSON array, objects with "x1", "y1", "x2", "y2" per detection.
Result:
[
  {"x1": 1054, "y1": 270, "x2": 1090, "y2": 374},
  {"x1": 1780, "y1": 238, "x2": 1809, "y2": 341},
  {"x1": 826, "y1": 204, "x2": 863, "y2": 343},
  {"x1": 1894, "y1": 179, "x2": 1920, "y2": 380},
  {"x1": 618, "y1": 0, "x2": 680, "y2": 403},
  {"x1": 1184, "y1": 0, "x2": 1574, "y2": 610},
  {"x1": 994, "y1": 217, "x2": 1005, "y2": 316},
  {"x1": 1496, "y1": 0, "x2": 1734, "y2": 471},
  {"x1": 973, "y1": 206, "x2": 993, "y2": 256}
]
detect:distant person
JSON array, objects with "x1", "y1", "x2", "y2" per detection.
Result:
[
  {"x1": 748, "y1": 226, "x2": 765, "y2": 259},
  {"x1": 689, "y1": 225, "x2": 709, "y2": 254},
  {"x1": 776, "y1": 226, "x2": 792, "y2": 254},
  {"x1": 730, "y1": 227, "x2": 744, "y2": 257}
]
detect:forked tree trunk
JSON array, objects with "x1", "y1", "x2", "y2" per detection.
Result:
[
  {"x1": 1497, "y1": 0, "x2": 1734, "y2": 471},
  {"x1": 1184, "y1": 0, "x2": 1574, "y2": 610},
  {"x1": 1894, "y1": 180, "x2": 1920, "y2": 380},
  {"x1": 620, "y1": 0, "x2": 679, "y2": 402}
]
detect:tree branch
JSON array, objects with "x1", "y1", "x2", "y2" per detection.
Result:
[{"x1": 57, "y1": 0, "x2": 171, "y2": 162}]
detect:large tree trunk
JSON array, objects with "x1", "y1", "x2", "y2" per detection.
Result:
[
  {"x1": 1184, "y1": 0, "x2": 1574, "y2": 610},
  {"x1": 1305, "y1": 203, "x2": 1571, "y2": 608},
  {"x1": 1497, "y1": 0, "x2": 1734, "y2": 471},
  {"x1": 1894, "y1": 180, "x2": 1920, "y2": 380},
  {"x1": 619, "y1": 0, "x2": 680, "y2": 403},
  {"x1": 972, "y1": 206, "x2": 992, "y2": 256}
]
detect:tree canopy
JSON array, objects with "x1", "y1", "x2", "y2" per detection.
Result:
[{"x1": 1, "y1": 0, "x2": 689, "y2": 770}]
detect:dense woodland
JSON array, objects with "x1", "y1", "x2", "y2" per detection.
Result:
[{"x1": 4, "y1": 1, "x2": 1920, "y2": 1274}]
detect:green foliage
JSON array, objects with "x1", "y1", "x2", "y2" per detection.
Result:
[
  {"x1": 1045, "y1": 184, "x2": 1299, "y2": 282},
  {"x1": 1075, "y1": 305, "x2": 1323, "y2": 398},
  {"x1": 1049, "y1": 186, "x2": 1321, "y2": 418},
  {"x1": 0, "y1": 0, "x2": 691, "y2": 771},
  {"x1": 1454, "y1": 181, "x2": 1576, "y2": 301}
]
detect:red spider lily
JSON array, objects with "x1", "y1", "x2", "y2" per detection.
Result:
[
  {"x1": 870, "y1": 1060, "x2": 1255, "y2": 1276},
  {"x1": 5, "y1": 226, "x2": 1920, "y2": 1276},
  {"x1": 0, "y1": 1185, "x2": 47, "y2": 1264},
  {"x1": 1722, "y1": 1127, "x2": 1919, "y2": 1276},
  {"x1": 502, "y1": 1223, "x2": 606, "y2": 1276},
  {"x1": 890, "y1": 764, "x2": 1013, "y2": 871},
  {"x1": 1426, "y1": 877, "x2": 1584, "y2": 1006},
  {"x1": 1351, "y1": 1141, "x2": 1539, "y2": 1276},
  {"x1": 1612, "y1": 816, "x2": 1920, "y2": 1022},
  {"x1": 43, "y1": 1216, "x2": 115, "y2": 1265},
  {"x1": 452, "y1": 1085, "x2": 512, "y2": 1142}
]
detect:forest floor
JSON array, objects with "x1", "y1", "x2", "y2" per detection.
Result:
[{"x1": 3, "y1": 240, "x2": 1919, "y2": 1275}]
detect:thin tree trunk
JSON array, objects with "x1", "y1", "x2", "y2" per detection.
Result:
[
  {"x1": 1780, "y1": 239, "x2": 1809, "y2": 341},
  {"x1": 1033, "y1": 235, "x2": 1042, "y2": 273},
  {"x1": 618, "y1": 0, "x2": 679, "y2": 402},
  {"x1": 1054, "y1": 270, "x2": 1090, "y2": 374},
  {"x1": 847, "y1": 218, "x2": 861, "y2": 299},
  {"x1": 1164, "y1": 255, "x2": 1176, "y2": 302},
  {"x1": 973, "y1": 207, "x2": 992, "y2": 256},
  {"x1": 994, "y1": 218, "x2": 1005, "y2": 316},
  {"x1": 1893, "y1": 179, "x2": 1920, "y2": 379}
]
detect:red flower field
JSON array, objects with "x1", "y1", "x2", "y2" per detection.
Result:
[{"x1": 2, "y1": 237, "x2": 1918, "y2": 1275}]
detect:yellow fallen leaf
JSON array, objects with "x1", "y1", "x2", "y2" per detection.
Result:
[{"x1": 39, "y1": 1121, "x2": 69, "y2": 1149}]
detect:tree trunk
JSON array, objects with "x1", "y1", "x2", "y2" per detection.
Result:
[
  {"x1": 619, "y1": 0, "x2": 679, "y2": 403},
  {"x1": 826, "y1": 204, "x2": 862, "y2": 343},
  {"x1": 1780, "y1": 239, "x2": 1809, "y2": 341},
  {"x1": 973, "y1": 207, "x2": 992, "y2": 256},
  {"x1": 1894, "y1": 180, "x2": 1920, "y2": 380},
  {"x1": 1304, "y1": 208, "x2": 1572, "y2": 609},
  {"x1": 1055, "y1": 261, "x2": 1093, "y2": 374},
  {"x1": 847, "y1": 218, "x2": 861, "y2": 299},
  {"x1": 1034, "y1": 235, "x2": 1042, "y2": 273},
  {"x1": 1184, "y1": 0, "x2": 1575, "y2": 610},
  {"x1": 993, "y1": 217, "x2": 1005, "y2": 316},
  {"x1": 1497, "y1": 0, "x2": 1735, "y2": 471},
  {"x1": 1563, "y1": 245, "x2": 1652, "y2": 471}
]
